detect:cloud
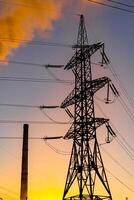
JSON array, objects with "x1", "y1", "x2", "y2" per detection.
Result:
[{"x1": 0, "y1": 0, "x2": 64, "y2": 59}]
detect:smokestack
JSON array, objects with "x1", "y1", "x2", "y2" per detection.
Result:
[{"x1": 20, "y1": 124, "x2": 29, "y2": 200}]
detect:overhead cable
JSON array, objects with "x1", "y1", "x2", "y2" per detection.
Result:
[
  {"x1": 0, "y1": 191, "x2": 19, "y2": 200},
  {"x1": 0, "y1": 185, "x2": 19, "y2": 197},
  {"x1": 95, "y1": 101, "x2": 134, "y2": 160},
  {"x1": 40, "y1": 109, "x2": 72, "y2": 124},
  {"x1": 118, "y1": 97, "x2": 134, "y2": 123},
  {"x1": 115, "y1": 138, "x2": 134, "y2": 161},
  {"x1": 0, "y1": 136, "x2": 43, "y2": 139},
  {"x1": 0, "y1": 103, "x2": 59, "y2": 109},
  {"x1": 44, "y1": 140, "x2": 70, "y2": 155},
  {"x1": 110, "y1": 121, "x2": 134, "y2": 154},
  {"x1": 101, "y1": 146, "x2": 134, "y2": 178},
  {"x1": 0, "y1": 120, "x2": 71, "y2": 124},
  {"x1": 0, "y1": 37, "x2": 71, "y2": 48},
  {"x1": 0, "y1": 60, "x2": 48, "y2": 67},
  {"x1": 88, "y1": 0, "x2": 134, "y2": 14},
  {"x1": 108, "y1": 63, "x2": 134, "y2": 110},
  {"x1": 0, "y1": 59, "x2": 100, "y2": 68},
  {"x1": 105, "y1": 0, "x2": 134, "y2": 9},
  {"x1": 106, "y1": 168, "x2": 134, "y2": 193},
  {"x1": 0, "y1": 76, "x2": 73, "y2": 84}
]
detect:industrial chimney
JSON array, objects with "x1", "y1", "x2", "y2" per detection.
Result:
[{"x1": 20, "y1": 124, "x2": 29, "y2": 200}]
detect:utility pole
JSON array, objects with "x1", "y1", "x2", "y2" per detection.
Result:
[
  {"x1": 20, "y1": 124, "x2": 29, "y2": 200},
  {"x1": 61, "y1": 15, "x2": 118, "y2": 200}
]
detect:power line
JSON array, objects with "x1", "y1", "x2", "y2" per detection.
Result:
[
  {"x1": 0, "y1": 120, "x2": 71, "y2": 124},
  {"x1": 0, "y1": 60, "x2": 74, "y2": 85},
  {"x1": 118, "y1": 97, "x2": 134, "y2": 123},
  {"x1": 0, "y1": 103, "x2": 59, "y2": 109},
  {"x1": 44, "y1": 140, "x2": 70, "y2": 155},
  {"x1": 2, "y1": 0, "x2": 134, "y2": 13},
  {"x1": 0, "y1": 37, "x2": 71, "y2": 48},
  {"x1": 0, "y1": 103, "x2": 41, "y2": 109},
  {"x1": 108, "y1": 63, "x2": 134, "y2": 124},
  {"x1": 0, "y1": 59, "x2": 47, "y2": 67},
  {"x1": 96, "y1": 99, "x2": 134, "y2": 155},
  {"x1": 0, "y1": 191, "x2": 19, "y2": 200},
  {"x1": 105, "y1": 0, "x2": 134, "y2": 9},
  {"x1": 107, "y1": 63, "x2": 134, "y2": 153},
  {"x1": 0, "y1": 57, "x2": 74, "y2": 85},
  {"x1": 101, "y1": 146, "x2": 134, "y2": 178},
  {"x1": 115, "y1": 137, "x2": 134, "y2": 161},
  {"x1": 106, "y1": 168, "x2": 134, "y2": 193},
  {"x1": 0, "y1": 136, "x2": 64, "y2": 140},
  {"x1": 0, "y1": 59, "x2": 101, "y2": 68},
  {"x1": 44, "y1": 67, "x2": 73, "y2": 86},
  {"x1": 45, "y1": 67, "x2": 62, "y2": 81},
  {"x1": 95, "y1": 101, "x2": 134, "y2": 161},
  {"x1": 0, "y1": 76, "x2": 73, "y2": 84},
  {"x1": 0, "y1": 60, "x2": 64, "y2": 68},
  {"x1": 40, "y1": 109, "x2": 72, "y2": 124},
  {"x1": 88, "y1": 0, "x2": 134, "y2": 14},
  {"x1": 110, "y1": 121, "x2": 134, "y2": 154},
  {"x1": 111, "y1": 124, "x2": 134, "y2": 161},
  {"x1": 108, "y1": 63, "x2": 134, "y2": 111},
  {"x1": 59, "y1": 101, "x2": 134, "y2": 194},
  {"x1": 0, "y1": 185, "x2": 19, "y2": 197},
  {"x1": 0, "y1": 141, "x2": 19, "y2": 161},
  {"x1": 95, "y1": 100, "x2": 108, "y2": 118},
  {"x1": 0, "y1": 192, "x2": 18, "y2": 200},
  {"x1": 110, "y1": 122, "x2": 134, "y2": 161},
  {"x1": 0, "y1": 136, "x2": 43, "y2": 139}
]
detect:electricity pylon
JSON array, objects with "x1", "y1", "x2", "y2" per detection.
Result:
[{"x1": 61, "y1": 15, "x2": 118, "y2": 200}]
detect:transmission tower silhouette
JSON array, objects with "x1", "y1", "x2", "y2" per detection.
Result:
[{"x1": 61, "y1": 15, "x2": 118, "y2": 200}]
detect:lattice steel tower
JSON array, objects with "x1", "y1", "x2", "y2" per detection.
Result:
[{"x1": 61, "y1": 15, "x2": 118, "y2": 200}]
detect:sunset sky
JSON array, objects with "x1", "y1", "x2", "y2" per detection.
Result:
[{"x1": 0, "y1": 0, "x2": 134, "y2": 200}]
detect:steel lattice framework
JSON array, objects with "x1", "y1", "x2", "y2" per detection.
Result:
[{"x1": 61, "y1": 15, "x2": 118, "y2": 200}]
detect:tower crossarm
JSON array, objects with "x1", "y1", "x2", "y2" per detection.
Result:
[
  {"x1": 63, "y1": 123, "x2": 74, "y2": 140},
  {"x1": 61, "y1": 88, "x2": 75, "y2": 108},
  {"x1": 65, "y1": 42, "x2": 105, "y2": 70},
  {"x1": 94, "y1": 118, "x2": 109, "y2": 129},
  {"x1": 61, "y1": 77, "x2": 111, "y2": 108},
  {"x1": 64, "y1": 118, "x2": 109, "y2": 140},
  {"x1": 88, "y1": 77, "x2": 111, "y2": 95}
]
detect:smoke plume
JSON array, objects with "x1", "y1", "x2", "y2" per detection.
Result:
[{"x1": 0, "y1": 0, "x2": 64, "y2": 59}]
